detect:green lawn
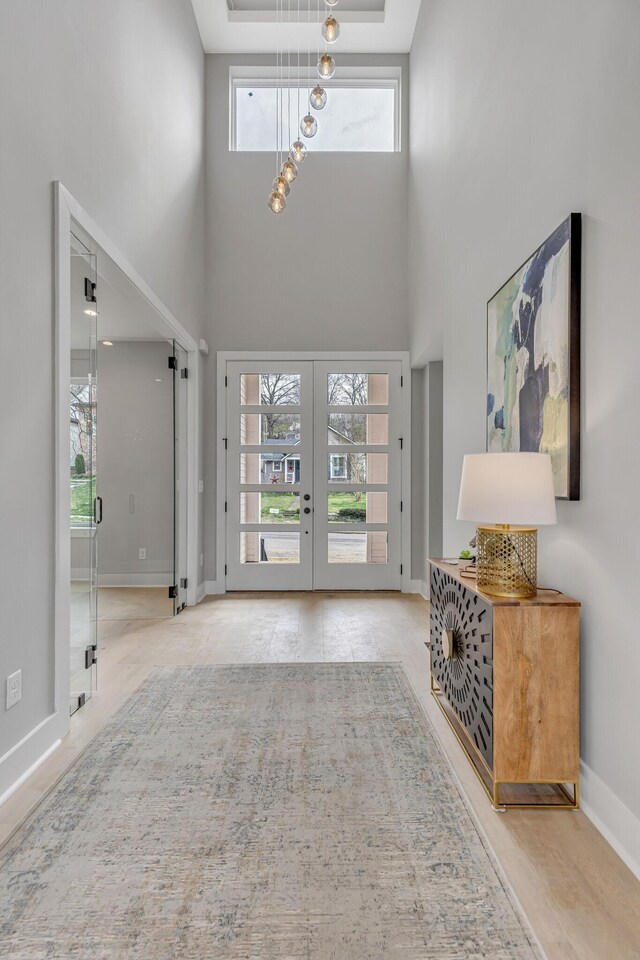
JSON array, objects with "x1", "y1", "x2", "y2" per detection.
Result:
[
  {"x1": 328, "y1": 491, "x2": 367, "y2": 518},
  {"x1": 70, "y1": 476, "x2": 96, "y2": 523},
  {"x1": 258, "y1": 490, "x2": 366, "y2": 522},
  {"x1": 258, "y1": 491, "x2": 298, "y2": 522}
]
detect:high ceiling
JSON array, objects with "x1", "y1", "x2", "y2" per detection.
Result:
[{"x1": 190, "y1": 0, "x2": 421, "y2": 53}]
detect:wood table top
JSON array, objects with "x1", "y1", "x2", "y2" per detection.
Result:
[{"x1": 429, "y1": 558, "x2": 581, "y2": 607}]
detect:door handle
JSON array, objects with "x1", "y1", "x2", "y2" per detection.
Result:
[
  {"x1": 303, "y1": 507, "x2": 311, "y2": 514},
  {"x1": 94, "y1": 496, "x2": 103, "y2": 525},
  {"x1": 303, "y1": 494, "x2": 311, "y2": 501}
]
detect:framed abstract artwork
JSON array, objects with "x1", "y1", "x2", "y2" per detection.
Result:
[{"x1": 486, "y1": 213, "x2": 581, "y2": 500}]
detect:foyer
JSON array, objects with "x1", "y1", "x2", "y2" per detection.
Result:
[{"x1": 1, "y1": 0, "x2": 640, "y2": 957}]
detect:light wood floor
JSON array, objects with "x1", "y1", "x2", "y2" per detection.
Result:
[{"x1": 2, "y1": 592, "x2": 639, "y2": 959}]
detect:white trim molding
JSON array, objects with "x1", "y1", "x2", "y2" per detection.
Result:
[
  {"x1": 205, "y1": 580, "x2": 225, "y2": 596},
  {"x1": 580, "y1": 761, "x2": 640, "y2": 881},
  {"x1": 97, "y1": 573, "x2": 174, "y2": 588},
  {"x1": 406, "y1": 578, "x2": 428, "y2": 599},
  {"x1": 0, "y1": 716, "x2": 61, "y2": 805}
]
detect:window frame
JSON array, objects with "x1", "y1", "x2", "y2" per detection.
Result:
[
  {"x1": 229, "y1": 65, "x2": 401, "y2": 153},
  {"x1": 330, "y1": 455, "x2": 347, "y2": 480}
]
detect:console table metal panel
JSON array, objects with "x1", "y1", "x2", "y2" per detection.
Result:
[
  {"x1": 429, "y1": 559, "x2": 580, "y2": 809},
  {"x1": 429, "y1": 564, "x2": 494, "y2": 770}
]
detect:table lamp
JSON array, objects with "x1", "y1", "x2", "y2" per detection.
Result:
[{"x1": 456, "y1": 453, "x2": 557, "y2": 598}]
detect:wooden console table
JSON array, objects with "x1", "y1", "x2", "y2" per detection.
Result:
[{"x1": 428, "y1": 558, "x2": 580, "y2": 810}]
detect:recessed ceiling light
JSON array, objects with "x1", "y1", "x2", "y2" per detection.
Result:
[
  {"x1": 102, "y1": 340, "x2": 113, "y2": 346},
  {"x1": 155, "y1": 378, "x2": 162, "y2": 382},
  {"x1": 84, "y1": 309, "x2": 97, "y2": 316}
]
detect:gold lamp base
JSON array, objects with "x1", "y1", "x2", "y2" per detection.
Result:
[{"x1": 476, "y1": 525, "x2": 538, "y2": 599}]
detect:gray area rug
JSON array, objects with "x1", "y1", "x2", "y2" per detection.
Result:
[{"x1": 0, "y1": 664, "x2": 542, "y2": 959}]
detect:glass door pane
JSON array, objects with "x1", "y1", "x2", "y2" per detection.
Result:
[
  {"x1": 313, "y1": 363, "x2": 402, "y2": 590},
  {"x1": 96, "y1": 338, "x2": 174, "y2": 621},
  {"x1": 69, "y1": 238, "x2": 98, "y2": 714}
]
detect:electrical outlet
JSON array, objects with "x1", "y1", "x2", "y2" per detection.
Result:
[
  {"x1": 6, "y1": 670, "x2": 22, "y2": 710},
  {"x1": 138, "y1": 548, "x2": 147, "y2": 560}
]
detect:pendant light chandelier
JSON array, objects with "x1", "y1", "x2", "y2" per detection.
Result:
[{"x1": 267, "y1": 0, "x2": 341, "y2": 213}]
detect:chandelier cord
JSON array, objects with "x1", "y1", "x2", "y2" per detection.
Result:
[
  {"x1": 278, "y1": 0, "x2": 283, "y2": 172},
  {"x1": 307, "y1": 0, "x2": 310, "y2": 108},
  {"x1": 323, "y1": 0, "x2": 327, "y2": 54},
  {"x1": 287, "y1": 0, "x2": 291, "y2": 151},
  {"x1": 297, "y1": 0, "x2": 300, "y2": 130},
  {"x1": 274, "y1": 0, "x2": 278, "y2": 179}
]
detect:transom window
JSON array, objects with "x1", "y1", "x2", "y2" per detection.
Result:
[{"x1": 230, "y1": 67, "x2": 401, "y2": 152}]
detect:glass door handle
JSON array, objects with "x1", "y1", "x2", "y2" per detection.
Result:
[{"x1": 93, "y1": 496, "x2": 103, "y2": 525}]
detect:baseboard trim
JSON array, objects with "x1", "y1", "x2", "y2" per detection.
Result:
[
  {"x1": 0, "y1": 714, "x2": 62, "y2": 805},
  {"x1": 405, "y1": 579, "x2": 425, "y2": 595},
  {"x1": 205, "y1": 579, "x2": 225, "y2": 595},
  {"x1": 98, "y1": 573, "x2": 173, "y2": 588},
  {"x1": 205, "y1": 579, "x2": 429, "y2": 597},
  {"x1": 196, "y1": 581, "x2": 207, "y2": 603},
  {"x1": 580, "y1": 760, "x2": 640, "y2": 880}
]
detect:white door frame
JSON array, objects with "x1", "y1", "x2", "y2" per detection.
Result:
[
  {"x1": 54, "y1": 182, "x2": 200, "y2": 744},
  {"x1": 215, "y1": 351, "x2": 412, "y2": 593}
]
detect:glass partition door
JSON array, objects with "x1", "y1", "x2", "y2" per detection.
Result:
[
  {"x1": 173, "y1": 341, "x2": 189, "y2": 612},
  {"x1": 69, "y1": 243, "x2": 98, "y2": 713}
]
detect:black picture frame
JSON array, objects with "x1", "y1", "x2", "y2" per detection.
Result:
[{"x1": 486, "y1": 213, "x2": 581, "y2": 500}]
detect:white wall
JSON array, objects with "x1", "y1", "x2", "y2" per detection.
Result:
[
  {"x1": 203, "y1": 54, "x2": 410, "y2": 581},
  {"x1": 96, "y1": 341, "x2": 174, "y2": 584},
  {"x1": 0, "y1": 0, "x2": 204, "y2": 794},
  {"x1": 409, "y1": 0, "x2": 640, "y2": 872}
]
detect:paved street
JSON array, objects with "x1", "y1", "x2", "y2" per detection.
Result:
[{"x1": 261, "y1": 531, "x2": 368, "y2": 563}]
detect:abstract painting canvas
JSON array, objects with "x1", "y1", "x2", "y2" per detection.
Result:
[{"x1": 487, "y1": 213, "x2": 581, "y2": 499}]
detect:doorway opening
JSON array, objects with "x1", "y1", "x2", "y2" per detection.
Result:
[
  {"x1": 57, "y1": 185, "x2": 198, "y2": 721},
  {"x1": 221, "y1": 356, "x2": 410, "y2": 592},
  {"x1": 68, "y1": 231, "x2": 190, "y2": 713}
]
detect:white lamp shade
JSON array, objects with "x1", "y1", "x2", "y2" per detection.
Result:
[{"x1": 457, "y1": 453, "x2": 557, "y2": 526}]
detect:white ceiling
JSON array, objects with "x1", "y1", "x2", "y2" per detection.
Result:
[{"x1": 190, "y1": 0, "x2": 421, "y2": 53}]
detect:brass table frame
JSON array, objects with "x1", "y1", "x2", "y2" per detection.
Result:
[{"x1": 430, "y1": 674, "x2": 579, "y2": 812}]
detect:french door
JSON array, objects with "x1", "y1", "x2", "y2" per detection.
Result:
[{"x1": 225, "y1": 359, "x2": 402, "y2": 590}]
